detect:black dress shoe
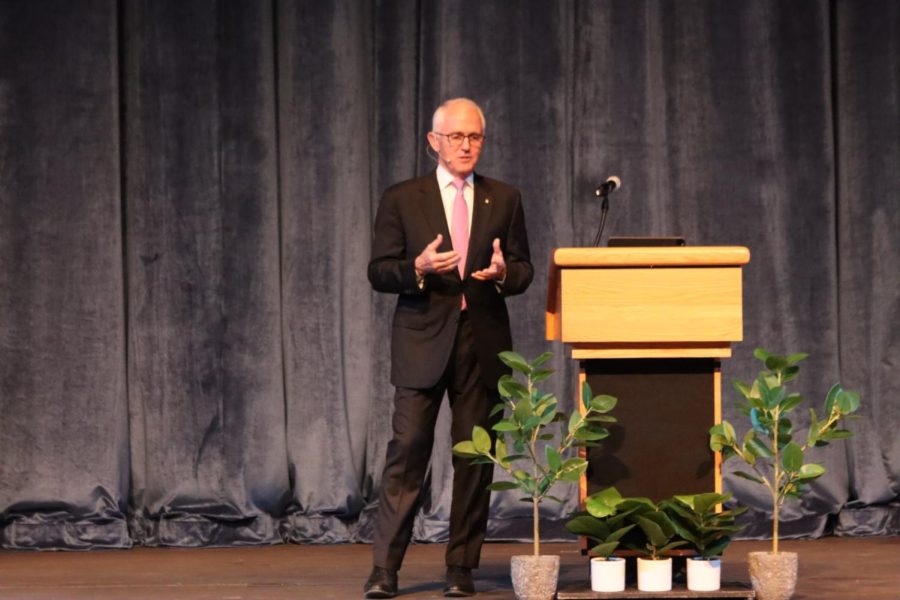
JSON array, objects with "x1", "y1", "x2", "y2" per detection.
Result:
[
  {"x1": 364, "y1": 566, "x2": 398, "y2": 598},
  {"x1": 444, "y1": 565, "x2": 475, "y2": 597}
]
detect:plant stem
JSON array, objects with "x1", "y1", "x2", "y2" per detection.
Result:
[
  {"x1": 771, "y1": 379, "x2": 783, "y2": 554},
  {"x1": 527, "y1": 375, "x2": 540, "y2": 557}
]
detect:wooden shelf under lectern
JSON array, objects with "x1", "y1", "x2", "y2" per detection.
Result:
[{"x1": 546, "y1": 246, "x2": 750, "y2": 502}]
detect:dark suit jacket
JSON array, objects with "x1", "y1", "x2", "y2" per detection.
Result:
[{"x1": 368, "y1": 171, "x2": 533, "y2": 389}]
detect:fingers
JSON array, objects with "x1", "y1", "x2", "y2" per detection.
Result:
[
  {"x1": 426, "y1": 233, "x2": 443, "y2": 251},
  {"x1": 432, "y1": 250, "x2": 460, "y2": 273},
  {"x1": 492, "y1": 238, "x2": 502, "y2": 254}
]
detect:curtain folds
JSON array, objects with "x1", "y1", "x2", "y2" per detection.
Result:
[{"x1": 0, "y1": 0, "x2": 897, "y2": 549}]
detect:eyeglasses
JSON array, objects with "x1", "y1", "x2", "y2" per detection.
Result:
[{"x1": 433, "y1": 131, "x2": 485, "y2": 148}]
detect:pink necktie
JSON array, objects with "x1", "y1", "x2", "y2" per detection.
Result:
[{"x1": 451, "y1": 178, "x2": 469, "y2": 309}]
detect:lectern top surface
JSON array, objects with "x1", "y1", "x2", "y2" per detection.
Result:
[{"x1": 553, "y1": 246, "x2": 751, "y2": 268}]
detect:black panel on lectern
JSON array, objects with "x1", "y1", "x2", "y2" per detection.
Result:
[{"x1": 583, "y1": 358, "x2": 717, "y2": 502}]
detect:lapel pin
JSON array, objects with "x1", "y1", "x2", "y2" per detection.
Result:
[{"x1": 485, "y1": 198, "x2": 491, "y2": 204}]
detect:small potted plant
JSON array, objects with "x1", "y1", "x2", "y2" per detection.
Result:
[
  {"x1": 453, "y1": 351, "x2": 617, "y2": 600},
  {"x1": 661, "y1": 492, "x2": 747, "y2": 591},
  {"x1": 709, "y1": 348, "x2": 861, "y2": 600},
  {"x1": 624, "y1": 498, "x2": 687, "y2": 592},
  {"x1": 565, "y1": 486, "x2": 636, "y2": 592}
]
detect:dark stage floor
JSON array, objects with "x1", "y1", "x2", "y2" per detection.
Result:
[{"x1": 0, "y1": 537, "x2": 897, "y2": 599}]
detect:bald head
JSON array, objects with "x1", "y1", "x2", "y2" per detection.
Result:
[{"x1": 432, "y1": 98, "x2": 486, "y2": 133}]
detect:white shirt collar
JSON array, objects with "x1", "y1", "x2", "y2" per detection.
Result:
[{"x1": 436, "y1": 164, "x2": 474, "y2": 190}]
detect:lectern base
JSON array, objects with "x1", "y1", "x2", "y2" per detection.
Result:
[{"x1": 582, "y1": 358, "x2": 719, "y2": 502}]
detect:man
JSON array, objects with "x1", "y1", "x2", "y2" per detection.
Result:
[{"x1": 365, "y1": 98, "x2": 533, "y2": 598}]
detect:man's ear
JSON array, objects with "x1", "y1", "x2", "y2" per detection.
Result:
[{"x1": 426, "y1": 132, "x2": 440, "y2": 153}]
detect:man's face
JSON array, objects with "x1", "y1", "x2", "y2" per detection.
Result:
[{"x1": 427, "y1": 103, "x2": 484, "y2": 179}]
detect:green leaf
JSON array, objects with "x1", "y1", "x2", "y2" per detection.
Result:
[
  {"x1": 759, "y1": 376, "x2": 785, "y2": 409},
  {"x1": 568, "y1": 411, "x2": 582, "y2": 435},
  {"x1": 819, "y1": 429, "x2": 854, "y2": 441},
  {"x1": 780, "y1": 393, "x2": 803, "y2": 413},
  {"x1": 495, "y1": 437, "x2": 508, "y2": 462},
  {"x1": 635, "y1": 515, "x2": 669, "y2": 548},
  {"x1": 709, "y1": 421, "x2": 737, "y2": 452},
  {"x1": 500, "y1": 454, "x2": 529, "y2": 464},
  {"x1": 514, "y1": 397, "x2": 533, "y2": 424},
  {"x1": 574, "y1": 429, "x2": 609, "y2": 441},
  {"x1": 765, "y1": 355, "x2": 788, "y2": 371},
  {"x1": 565, "y1": 515, "x2": 607, "y2": 538},
  {"x1": 785, "y1": 352, "x2": 808, "y2": 365},
  {"x1": 659, "y1": 540, "x2": 688, "y2": 554},
  {"x1": 746, "y1": 433, "x2": 773, "y2": 459},
  {"x1": 531, "y1": 351, "x2": 553, "y2": 368},
  {"x1": 692, "y1": 492, "x2": 729, "y2": 515},
  {"x1": 487, "y1": 481, "x2": 520, "y2": 491},
  {"x1": 524, "y1": 415, "x2": 543, "y2": 431},
  {"x1": 531, "y1": 368, "x2": 554, "y2": 384},
  {"x1": 493, "y1": 420, "x2": 519, "y2": 432},
  {"x1": 590, "y1": 394, "x2": 618, "y2": 413},
  {"x1": 472, "y1": 426, "x2": 492, "y2": 454},
  {"x1": 732, "y1": 380, "x2": 753, "y2": 400},
  {"x1": 782, "y1": 365, "x2": 801, "y2": 382},
  {"x1": 498, "y1": 351, "x2": 530, "y2": 374},
  {"x1": 733, "y1": 471, "x2": 765, "y2": 485},
  {"x1": 782, "y1": 442, "x2": 803, "y2": 472},
  {"x1": 499, "y1": 378, "x2": 528, "y2": 401},
  {"x1": 535, "y1": 397, "x2": 557, "y2": 416},
  {"x1": 589, "y1": 542, "x2": 620, "y2": 558},
  {"x1": 835, "y1": 387, "x2": 861, "y2": 414},
  {"x1": 585, "y1": 486, "x2": 624, "y2": 517},
  {"x1": 753, "y1": 348, "x2": 771, "y2": 362},
  {"x1": 545, "y1": 446, "x2": 562, "y2": 472},
  {"x1": 796, "y1": 463, "x2": 826, "y2": 480},
  {"x1": 452, "y1": 440, "x2": 479, "y2": 458},
  {"x1": 581, "y1": 381, "x2": 594, "y2": 409},
  {"x1": 587, "y1": 414, "x2": 617, "y2": 423},
  {"x1": 488, "y1": 402, "x2": 507, "y2": 418},
  {"x1": 558, "y1": 458, "x2": 588, "y2": 482}
]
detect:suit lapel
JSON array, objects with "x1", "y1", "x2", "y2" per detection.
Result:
[
  {"x1": 467, "y1": 175, "x2": 493, "y2": 276},
  {"x1": 419, "y1": 174, "x2": 452, "y2": 251}
]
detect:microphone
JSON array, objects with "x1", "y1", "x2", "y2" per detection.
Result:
[
  {"x1": 594, "y1": 176, "x2": 621, "y2": 197},
  {"x1": 591, "y1": 176, "x2": 622, "y2": 247}
]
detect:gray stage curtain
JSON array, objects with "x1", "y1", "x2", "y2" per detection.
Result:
[{"x1": 0, "y1": 0, "x2": 897, "y2": 549}]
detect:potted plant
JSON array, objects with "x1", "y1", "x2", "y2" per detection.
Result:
[
  {"x1": 565, "y1": 486, "x2": 636, "y2": 592},
  {"x1": 709, "y1": 348, "x2": 861, "y2": 600},
  {"x1": 624, "y1": 498, "x2": 686, "y2": 592},
  {"x1": 661, "y1": 492, "x2": 748, "y2": 591},
  {"x1": 452, "y1": 351, "x2": 618, "y2": 600}
]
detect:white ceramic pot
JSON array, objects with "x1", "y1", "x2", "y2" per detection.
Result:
[
  {"x1": 748, "y1": 551, "x2": 798, "y2": 600},
  {"x1": 687, "y1": 556, "x2": 722, "y2": 591},
  {"x1": 590, "y1": 556, "x2": 626, "y2": 592},
  {"x1": 510, "y1": 554, "x2": 560, "y2": 600},
  {"x1": 637, "y1": 557, "x2": 672, "y2": 592}
]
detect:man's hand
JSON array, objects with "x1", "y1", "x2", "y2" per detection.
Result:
[
  {"x1": 415, "y1": 234, "x2": 460, "y2": 276},
  {"x1": 471, "y1": 238, "x2": 507, "y2": 281}
]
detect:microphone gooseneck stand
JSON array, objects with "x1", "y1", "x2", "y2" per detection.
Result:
[{"x1": 592, "y1": 192, "x2": 611, "y2": 247}]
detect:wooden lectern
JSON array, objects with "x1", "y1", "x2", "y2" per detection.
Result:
[{"x1": 546, "y1": 246, "x2": 750, "y2": 502}]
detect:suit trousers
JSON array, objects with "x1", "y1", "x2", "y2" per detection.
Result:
[{"x1": 372, "y1": 311, "x2": 500, "y2": 570}]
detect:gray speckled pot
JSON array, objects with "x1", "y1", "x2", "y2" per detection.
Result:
[
  {"x1": 748, "y1": 551, "x2": 798, "y2": 600},
  {"x1": 510, "y1": 555, "x2": 560, "y2": 600}
]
